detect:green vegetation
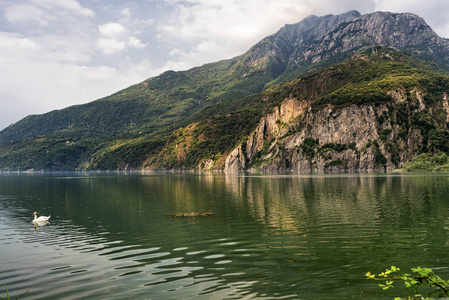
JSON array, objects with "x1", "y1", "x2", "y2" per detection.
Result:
[
  {"x1": 403, "y1": 153, "x2": 449, "y2": 171},
  {"x1": 313, "y1": 48, "x2": 449, "y2": 110},
  {"x1": 366, "y1": 266, "x2": 449, "y2": 299},
  {"x1": 318, "y1": 143, "x2": 348, "y2": 154},
  {"x1": 325, "y1": 159, "x2": 343, "y2": 168},
  {"x1": 301, "y1": 138, "x2": 319, "y2": 158},
  {"x1": 379, "y1": 129, "x2": 393, "y2": 141},
  {"x1": 0, "y1": 287, "x2": 29, "y2": 300},
  {"x1": 373, "y1": 140, "x2": 388, "y2": 168},
  {"x1": 0, "y1": 136, "x2": 98, "y2": 171},
  {"x1": 1, "y1": 47, "x2": 449, "y2": 171}
]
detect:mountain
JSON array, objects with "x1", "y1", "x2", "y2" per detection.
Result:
[
  {"x1": 1, "y1": 11, "x2": 449, "y2": 171},
  {"x1": 0, "y1": 10, "x2": 361, "y2": 144},
  {"x1": 226, "y1": 48, "x2": 449, "y2": 172},
  {"x1": 137, "y1": 47, "x2": 449, "y2": 172}
]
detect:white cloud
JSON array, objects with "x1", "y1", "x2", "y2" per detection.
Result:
[
  {"x1": 0, "y1": 32, "x2": 39, "y2": 51},
  {"x1": 121, "y1": 8, "x2": 131, "y2": 17},
  {"x1": 96, "y1": 38, "x2": 126, "y2": 54},
  {"x1": 6, "y1": 0, "x2": 94, "y2": 27},
  {"x1": 0, "y1": 31, "x2": 93, "y2": 66},
  {"x1": 128, "y1": 36, "x2": 147, "y2": 48},
  {"x1": 0, "y1": 31, "x2": 156, "y2": 129},
  {"x1": 0, "y1": 1, "x2": 152, "y2": 129},
  {"x1": 6, "y1": 4, "x2": 53, "y2": 26},
  {"x1": 0, "y1": 59, "x2": 145, "y2": 128},
  {"x1": 97, "y1": 23, "x2": 148, "y2": 53},
  {"x1": 30, "y1": 0, "x2": 95, "y2": 17},
  {"x1": 98, "y1": 22, "x2": 127, "y2": 37}
]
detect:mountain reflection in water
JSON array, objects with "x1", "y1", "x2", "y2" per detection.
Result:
[{"x1": 0, "y1": 173, "x2": 449, "y2": 299}]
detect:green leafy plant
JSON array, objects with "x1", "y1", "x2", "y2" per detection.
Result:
[
  {"x1": 0, "y1": 287, "x2": 30, "y2": 300},
  {"x1": 366, "y1": 266, "x2": 449, "y2": 299}
]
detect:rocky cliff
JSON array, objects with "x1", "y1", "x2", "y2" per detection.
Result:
[
  {"x1": 222, "y1": 49, "x2": 449, "y2": 173},
  {"x1": 224, "y1": 97, "x2": 411, "y2": 173}
]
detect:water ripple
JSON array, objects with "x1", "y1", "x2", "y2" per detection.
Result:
[{"x1": 2, "y1": 174, "x2": 449, "y2": 299}]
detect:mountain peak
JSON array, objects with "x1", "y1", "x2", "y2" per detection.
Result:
[
  {"x1": 242, "y1": 10, "x2": 449, "y2": 87},
  {"x1": 279, "y1": 10, "x2": 361, "y2": 38},
  {"x1": 300, "y1": 10, "x2": 361, "y2": 23}
]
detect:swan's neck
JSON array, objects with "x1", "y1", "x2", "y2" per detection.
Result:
[{"x1": 34, "y1": 214, "x2": 37, "y2": 220}]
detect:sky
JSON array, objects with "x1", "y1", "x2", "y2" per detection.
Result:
[{"x1": 1, "y1": 0, "x2": 449, "y2": 130}]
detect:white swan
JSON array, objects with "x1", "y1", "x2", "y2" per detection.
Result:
[{"x1": 33, "y1": 212, "x2": 50, "y2": 222}]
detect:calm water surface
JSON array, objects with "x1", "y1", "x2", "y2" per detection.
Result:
[{"x1": 0, "y1": 173, "x2": 449, "y2": 299}]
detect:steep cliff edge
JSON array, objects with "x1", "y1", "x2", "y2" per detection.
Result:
[{"x1": 225, "y1": 99, "x2": 415, "y2": 173}]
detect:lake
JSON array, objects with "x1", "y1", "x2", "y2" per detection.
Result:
[{"x1": 0, "y1": 172, "x2": 448, "y2": 299}]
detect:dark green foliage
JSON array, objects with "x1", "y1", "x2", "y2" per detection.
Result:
[
  {"x1": 412, "y1": 114, "x2": 436, "y2": 132},
  {"x1": 375, "y1": 150, "x2": 388, "y2": 167},
  {"x1": 384, "y1": 142, "x2": 401, "y2": 167},
  {"x1": 349, "y1": 142, "x2": 357, "y2": 151},
  {"x1": 315, "y1": 84, "x2": 392, "y2": 109},
  {"x1": 428, "y1": 129, "x2": 449, "y2": 153},
  {"x1": 319, "y1": 143, "x2": 335, "y2": 153},
  {"x1": 369, "y1": 140, "x2": 388, "y2": 168},
  {"x1": 411, "y1": 113, "x2": 438, "y2": 152},
  {"x1": 301, "y1": 138, "x2": 319, "y2": 158},
  {"x1": 88, "y1": 138, "x2": 165, "y2": 170},
  {"x1": 261, "y1": 138, "x2": 276, "y2": 153},
  {"x1": 376, "y1": 114, "x2": 385, "y2": 124},
  {"x1": 318, "y1": 143, "x2": 348, "y2": 154},
  {"x1": 0, "y1": 137, "x2": 97, "y2": 171},
  {"x1": 326, "y1": 159, "x2": 343, "y2": 168},
  {"x1": 332, "y1": 143, "x2": 348, "y2": 152},
  {"x1": 398, "y1": 129, "x2": 408, "y2": 141},
  {"x1": 403, "y1": 152, "x2": 449, "y2": 171},
  {"x1": 379, "y1": 129, "x2": 392, "y2": 141}
]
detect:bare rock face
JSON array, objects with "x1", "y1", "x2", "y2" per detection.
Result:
[
  {"x1": 243, "y1": 11, "x2": 449, "y2": 82},
  {"x1": 224, "y1": 144, "x2": 247, "y2": 172},
  {"x1": 245, "y1": 97, "x2": 307, "y2": 158},
  {"x1": 442, "y1": 93, "x2": 449, "y2": 123},
  {"x1": 224, "y1": 88, "x2": 447, "y2": 173}
]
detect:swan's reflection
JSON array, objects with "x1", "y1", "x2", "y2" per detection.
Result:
[{"x1": 33, "y1": 220, "x2": 50, "y2": 230}]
